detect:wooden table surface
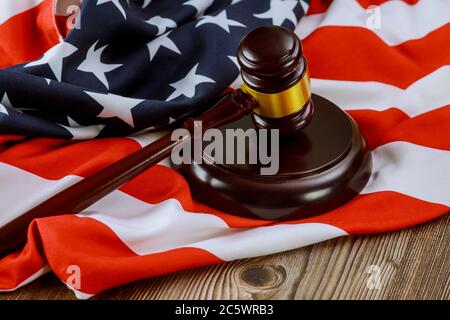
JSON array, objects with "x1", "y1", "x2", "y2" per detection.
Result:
[{"x1": 2, "y1": 214, "x2": 449, "y2": 300}]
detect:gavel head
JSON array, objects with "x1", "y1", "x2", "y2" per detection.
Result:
[{"x1": 237, "y1": 26, "x2": 314, "y2": 134}]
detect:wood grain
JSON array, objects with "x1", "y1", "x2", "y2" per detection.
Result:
[{"x1": 2, "y1": 214, "x2": 448, "y2": 300}]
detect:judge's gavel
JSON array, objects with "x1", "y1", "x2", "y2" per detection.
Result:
[{"x1": 0, "y1": 26, "x2": 365, "y2": 256}]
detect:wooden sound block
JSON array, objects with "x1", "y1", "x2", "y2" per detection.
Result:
[{"x1": 174, "y1": 94, "x2": 372, "y2": 220}]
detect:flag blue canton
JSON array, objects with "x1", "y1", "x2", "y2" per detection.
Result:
[{"x1": 0, "y1": 0, "x2": 308, "y2": 139}]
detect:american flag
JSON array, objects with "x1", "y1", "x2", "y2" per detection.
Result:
[{"x1": 0, "y1": 0, "x2": 449, "y2": 298}]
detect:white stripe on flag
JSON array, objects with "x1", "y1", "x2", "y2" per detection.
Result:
[
  {"x1": 0, "y1": 0, "x2": 44, "y2": 25},
  {"x1": 0, "y1": 130, "x2": 171, "y2": 229},
  {"x1": 0, "y1": 158, "x2": 347, "y2": 260},
  {"x1": 0, "y1": 161, "x2": 346, "y2": 261},
  {"x1": 0, "y1": 163, "x2": 81, "y2": 227},
  {"x1": 362, "y1": 141, "x2": 450, "y2": 207},
  {"x1": 297, "y1": 0, "x2": 450, "y2": 45},
  {"x1": 2, "y1": 139, "x2": 450, "y2": 260},
  {"x1": 79, "y1": 196, "x2": 347, "y2": 260},
  {"x1": 312, "y1": 66, "x2": 450, "y2": 115}
]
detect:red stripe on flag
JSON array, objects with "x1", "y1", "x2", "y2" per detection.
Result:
[
  {"x1": 304, "y1": 23, "x2": 450, "y2": 88},
  {"x1": 307, "y1": 0, "x2": 333, "y2": 15},
  {"x1": 290, "y1": 191, "x2": 449, "y2": 234},
  {"x1": 379, "y1": 105, "x2": 450, "y2": 150},
  {"x1": 0, "y1": 135, "x2": 270, "y2": 228},
  {"x1": 0, "y1": 0, "x2": 59, "y2": 69},
  {"x1": 348, "y1": 108, "x2": 410, "y2": 150},
  {"x1": 0, "y1": 220, "x2": 47, "y2": 291},
  {"x1": 35, "y1": 215, "x2": 221, "y2": 295},
  {"x1": 0, "y1": 137, "x2": 143, "y2": 180},
  {"x1": 2, "y1": 189, "x2": 446, "y2": 294},
  {"x1": 118, "y1": 164, "x2": 272, "y2": 228},
  {"x1": 349, "y1": 106, "x2": 450, "y2": 151},
  {"x1": 0, "y1": 135, "x2": 266, "y2": 228},
  {"x1": 0, "y1": 135, "x2": 27, "y2": 152},
  {"x1": 356, "y1": 0, "x2": 419, "y2": 8},
  {"x1": 307, "y1": 0, "x2": 420, "y2": 15}
]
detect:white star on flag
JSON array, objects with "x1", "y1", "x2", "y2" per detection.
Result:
[
  {"x1": 142, "y1": 0, "x2": 152, "y2": 8},
  {"x1": 168, "y1": 117, "x2": 177, "y2": 124},
  {"x1": 25, "y1": 42, "x2": 78, "y2": 81},
  {"x1": 146, "y1": 16, "x2": 177, "y2": 36},
  {"x1": 1, "y1": 92, "x2": 38, "y2": 113},
  {"x1": 167, "y1": 63, "x2": 215, "y2": 101},
  {"x1": 61, "y1": 116, "x2": 106, "y2": 140},
  {"x1": 97, "y1": 0, "x2": 126, "y2": 19},
  {"x1": 183, "y1": 0, "x2": 214, "y2": 17},
  {"x1": 67, "y1": 116, "x2": 82, "y2": 127},
  {"x1": 227, "y1": 56, "x2": 243, "y2": 89},
  {"x1": 196, "y1": 10, "x2": 246, "y2": 33},
  {"x1": 0, "y1": 103, "x2": 7, "y2": 115},
  {"x1": 77, "y1": 41, "x2": 123, "y2": 90},
  {"x1": 254, "y1": 0, "x2": 298, "y2": 26},
  {"x1": 147, "y1": 31, "x2": 181, "y2": 62},
  {"x1": 1, "y1": 92, "x2": 13, "y2": 109},
  {"x1": 85, "y1": 91, "x2": 144, "y2": 128},
  {"x1": 228, "y1": 55, "x2": 239, "y2": 68}
]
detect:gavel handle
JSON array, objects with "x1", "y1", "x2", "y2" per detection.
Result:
[{"x1": 0, "y1": 90, "x2": 257, "y2": 256}]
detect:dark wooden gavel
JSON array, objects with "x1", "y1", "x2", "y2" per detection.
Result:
[{"x1": 0, "y1": 26, "x2": 317, "y2": 255}]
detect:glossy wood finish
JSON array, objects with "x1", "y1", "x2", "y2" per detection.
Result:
[
  {"x1": 251, "y1": 99, "x2": 314, "y2": 135},
  {"x1": 238, "y1": 26, "x2": 313, "y2": 131},
  {"x1": 238, "y1": 26, "x2": 305, "y2": 94}
]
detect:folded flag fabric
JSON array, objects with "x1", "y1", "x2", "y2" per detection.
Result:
[
  {"x1": 0, "y1": 0, "x2": 449, "y2": 298},
  {"x1": 0, "y1": 0, "x2": 307, "y2": 138}
]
